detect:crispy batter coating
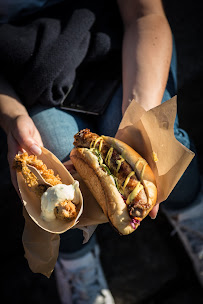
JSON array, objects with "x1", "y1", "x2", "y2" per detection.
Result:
[
  {"x1": 13, "y1": 152, "x2": 62, "y2": 188},
  {"x1": 54, "y1": 200, "x2": 77, "y2": 220},
  {"x1": 13, "y1": 152, "x2": 78, "y2": 221},
  {"x1": 21, "y1": 165, "x2": 38, "y2": 187}
]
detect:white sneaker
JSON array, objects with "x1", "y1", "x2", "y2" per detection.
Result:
[
  {"x1": 54, "y1": 245, "x2": 115, "y2": 304},
  {"x1": 162, "y1": 183, "x2": 203, "y2": 287}
]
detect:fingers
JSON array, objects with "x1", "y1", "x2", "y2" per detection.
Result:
[
  {"x1": 63, "y1": 160, "x2": 76, "y2": 175},
  {"x1": 12, "y1": 115, "x2": 43, "y2": 155},
  {"x1": 29, "y1": 143, "x2": 42, "y2": 155},
  {"x1": 149, "y1": 203, "x2": 159, "y2": 219},
  {"x1": 7, "y1": 115, "x2": 43, "y2": 198}
]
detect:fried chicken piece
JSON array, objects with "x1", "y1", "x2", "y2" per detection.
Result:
[
  {"x1": 54, "y1": 200, "x2": 77, "y2": 220},
  {"x1": 13, "y1": 152, "x2": 62, "y2": 188},
  {"x1": 21, "y1": 165, "x2": 39, "y2": 187},
  {"x1": 14, "y1": 153, "x2": 79, "y2": 222}
]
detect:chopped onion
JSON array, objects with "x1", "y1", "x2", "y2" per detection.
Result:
[
  {"x1": 120, "y1": 193, "x2": 140, "y2": 229},
  {"x1": 130, "y1": 218, "x2": 140, "y2": 229}
]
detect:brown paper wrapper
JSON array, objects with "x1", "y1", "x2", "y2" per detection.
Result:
[
  {"x1": 22, "y1": 207, "x2": 60, "y2": 278},
  {"x1": 21, "y1": 96, "x2": 194, "y2": 277},
  {"x1": 116, "y1": 96, "x2": 194, "y2": 203},
  {"x1": 17, "y1": 155, "x2": 83, "y2": 234}
]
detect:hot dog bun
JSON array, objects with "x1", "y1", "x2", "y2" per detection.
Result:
[{"x1": 70, "y1": 130, "x2": 157, "y2": 235}]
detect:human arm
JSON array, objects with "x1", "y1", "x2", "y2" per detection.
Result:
[
  {"x1": 0, "y1": 92, "x2": 43, "y2": 192},
  {"x1": 117, "y1": 0, "x2": 173, "y2": 217},
  {"x1": 117, "y1": 0, "x2": 172, "y2": 113}
]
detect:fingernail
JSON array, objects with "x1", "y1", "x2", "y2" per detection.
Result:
[
  {"x1": 30, "y1": 144, "x2": 42, "y2": 155},
  {"x1": 150, "y1": 215, "x2": 157, "y2": 220}
]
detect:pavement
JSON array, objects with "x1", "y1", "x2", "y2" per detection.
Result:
[{"x1": 1, "y1": 0, "x2": 203, "y2": 303}]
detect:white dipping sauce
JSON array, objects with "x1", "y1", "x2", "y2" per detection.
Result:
[{"x1": 41, "y1": 181, "x2": 79, "y2": 222}]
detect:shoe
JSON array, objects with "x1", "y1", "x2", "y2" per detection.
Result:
[
  {"x1": 162, "y1": 185, "x2": 203, "y2": 287},
  {"x1": 54, "y1": 244, "x2": 115, "y2": 304}
]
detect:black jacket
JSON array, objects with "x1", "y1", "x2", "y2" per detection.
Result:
[{"x1": 0, "y1": 0, "x2": 123, "y2": 108}]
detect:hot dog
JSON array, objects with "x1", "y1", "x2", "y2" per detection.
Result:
[{"x1": 70, "y1": 129, "x2": 157, "y2": 235}]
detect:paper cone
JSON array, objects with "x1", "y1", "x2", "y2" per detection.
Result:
[
  {"x1": 17, "y1": 147, "x2": 83, "y2": 234},
  {"x1": 116, "y1": 96, "x2": 195, "y2": 203}
]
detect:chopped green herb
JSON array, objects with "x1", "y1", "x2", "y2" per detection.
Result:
[
  {"x1": 90, "y1": 148, "x2": 103, "y2": 165},
  {"x1": 101, "y1": 164, "x2": 111, "y2": 175},
  {"x1": 90, "y1": 148, "x2": 120, "y2": 191}
]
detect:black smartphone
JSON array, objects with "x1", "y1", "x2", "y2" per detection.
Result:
[{"x1": 60, "y1": 75, "x2": 121, "y2": 115}]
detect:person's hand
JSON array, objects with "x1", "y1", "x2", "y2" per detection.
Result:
[
  {"x1": 7, "y1": 114, "x2": 43, "y2": 193},
  {"x1": 63, "y1": 159, "x2": 76, "y2": 175},
  {"x1": 149, "y1": 203, "x2": 159, "y2": 220}
]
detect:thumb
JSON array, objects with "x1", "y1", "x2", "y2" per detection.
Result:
[
  {"x1": 13, "y1": 116, "x2": 42, "y2": 155},
  {"x1": 21, "y1": 137, "x2": 42, "y2": 155}
]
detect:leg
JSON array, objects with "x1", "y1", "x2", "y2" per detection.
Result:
[{"x1": 29, "y1": 106, "x2": 95, "y2": 162}]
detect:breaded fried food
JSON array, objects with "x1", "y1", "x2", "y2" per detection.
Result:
[
  {"x1": 13, "y1": 152, "x2": 62, "y2": 188},
  {"x1": 54, "y1": 200, "x2": 77, "y2": 220},
  {"x1": 13, "y1": 152, "x2": 78, "y2": 222}
]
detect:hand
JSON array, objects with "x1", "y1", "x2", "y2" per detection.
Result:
[
  {"x1": 149, "y1": 203, "x2": 159, "y2": 220},
  {"x1": 7, "y1": 114, "x2": 43, "y2": 193},
  {"x1": 63, "y1": 159, "x2": 76, "y2": 175}
]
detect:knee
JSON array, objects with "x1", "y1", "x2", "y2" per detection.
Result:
[{"x1": 29, "y1": 106, "x2": 79, "y2": 162}]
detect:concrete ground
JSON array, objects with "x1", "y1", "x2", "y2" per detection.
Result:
[{"x1": 1, "y1": 0, "x2": 203, "y2": 303}]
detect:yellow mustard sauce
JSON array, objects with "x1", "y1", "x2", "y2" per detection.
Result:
[
  {"x1": 134, "y1": 159, "x2": 141, "y2": 170},
  {"x1": 152, "y1": 151, "x2": 158, "y2": 162},
  {"x1": 90, "y1": 139, "x2": 94, "y2": 149},
  {"x1": 122, "y1": 171, "x2": 135, "y2": 192},
  {"x1": 98, "y1": 138, "x2": 103, "y2": 152},
  {"x1": 116, "y1": 157, "x2": 125, "y2": 173},
  {"x1": 123, "y1": 158, "x2": 147, "y2": 205},
  {"x1": 105, "y1": 147, "x2": 114, "y2": 167},
  {"x1": 94, "y1": 137, "x2": 103, "y2": 150},
  {"x1": 126, "y1": 182, "x2": 144, "y2": 205},
  {"x1": 140, "y1": 163, "x2": 147, "y2": 182},
  {"x1": 121, "y1": 150, "x2": 127, "y2": 161},
  {"x1": 89, "y1": 139, "x2": 148, "y2": 207},
  {"x1": 134, "y1": 158, "x2": 147, "y2": 181},
  {"x1": 90, "y1": 137, "x2": 103, "y2": 151}
]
